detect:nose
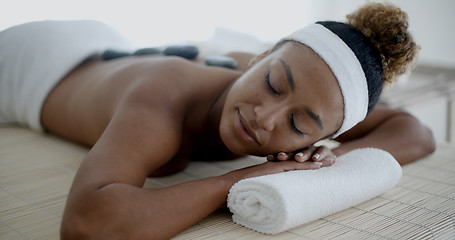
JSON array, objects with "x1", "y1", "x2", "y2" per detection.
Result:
[{"x1": 254, "y1": 103, "x2": 286, "y2": 132}]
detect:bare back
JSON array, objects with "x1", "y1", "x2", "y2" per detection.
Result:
[{"x1": 41, "y1": 55, "x2": 242, "y2": 175}]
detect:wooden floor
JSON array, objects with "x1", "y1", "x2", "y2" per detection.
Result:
[{"x1": 1, "y1": 126, "x2": 454, "y2": 239}]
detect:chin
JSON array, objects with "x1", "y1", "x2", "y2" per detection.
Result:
[
  {"x1": 219, "y1": 134, "x2": 243, "y2": 155},
  {"x1": 219, "y1": 109, "x2": 267, "y2": 156},
  {"x1": 219, "y1": 128, "x2": 248, "y2": 156},
  {"x1": 221, "y1": 136, "x2": 266, "y2": 157}
]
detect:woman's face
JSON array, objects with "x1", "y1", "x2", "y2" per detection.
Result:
[{"x1": 219, "y1": 41, "x2": 344, "y2": 156}]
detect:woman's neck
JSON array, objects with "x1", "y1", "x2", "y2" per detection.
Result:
[
  {"x1": 205, "y1": 80, "x2": 235, "y2": 142},
  {"x1": 174, "y1": 63, "x2": 243, "y2": 160},
  {"x1": 191, "y1": 74, "x2": 243, "y2": 160}
]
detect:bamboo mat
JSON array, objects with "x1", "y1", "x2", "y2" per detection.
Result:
[{"x1": 1, "y1": 126, "x2": 454, "y2": 239}]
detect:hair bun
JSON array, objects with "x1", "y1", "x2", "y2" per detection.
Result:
[{"x1": 346, "y1": 2, "x2": 419, "y2": 83}]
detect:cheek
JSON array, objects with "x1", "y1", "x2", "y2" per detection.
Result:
[
  {"x1": 267, "y1": 131, "x2": 312, "y2": 153},
  {"x1": 219, "y1": 111, "x2": 241, "y2": 154},
  {"x1": 235, "y1": 70, "x2": 264, "y2": 93}
]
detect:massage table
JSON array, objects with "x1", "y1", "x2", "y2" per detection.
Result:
[{"x1": 1, "y1": 125, "x2": 454, "y2": 239}]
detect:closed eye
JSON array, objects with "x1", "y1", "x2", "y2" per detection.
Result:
[
  {"x1": 265, "y1": 71, "x2": 280, "y2": 95},
  {"x1": 291, "y1": 114, "x2": 305, "y2": 135}
]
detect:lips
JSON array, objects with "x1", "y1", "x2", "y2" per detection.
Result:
[{"x1": 235, "y1": 109, "x2": 260, "y2": 145}]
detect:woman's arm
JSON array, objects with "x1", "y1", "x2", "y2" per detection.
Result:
[
  {"x1": 60, "y1": 93, "x2": 323, "y2": 240},
  {"x1": 332, "y1": 105, "x2": 436, "y2": 165}
]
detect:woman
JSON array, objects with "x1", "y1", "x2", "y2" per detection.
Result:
[{"x1": 0, "y1": 2, "x2": 435, "y2": 239}]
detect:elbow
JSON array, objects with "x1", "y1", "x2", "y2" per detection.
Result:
[
  {"x1": 420, "y1": 124, "x2": 436, "y2": 157},
  {"x1": 60, "y1": 185, "x2": 158, "y2": 240},
  {"x1": 396, "y1": 114, "x2": 437, "y2": 165},
  {"x1": 400, "y1": 110, "x2": 437, "y2": 157},
  {"x1": 60, "y1": 195, "x2": 111, "y2": 240},
  {"x1": 405, "y1": 119, "x2": 437, "y2": 164},
  {"x1": 60, "y1": 208, "x2": 117, "y2": 240},
  {"x1": 60, "y1": 213, "x2": 91, "y2": 240}
]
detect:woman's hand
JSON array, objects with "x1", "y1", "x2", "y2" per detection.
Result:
[
  {"x1": 224, "y1": 158, "x2": 324, "y2": 183},
  {"x1": 266, "y1": 145, "x2": 336, "y2": 167}
]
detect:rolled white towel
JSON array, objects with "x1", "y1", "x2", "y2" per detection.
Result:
[{"x1": 227, "y1": 148, "x2": 402, "y2": 234}]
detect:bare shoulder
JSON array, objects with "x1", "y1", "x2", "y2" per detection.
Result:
[
  {"x1": 82, "y1": 92, "x2": 185, "y2": 187},
  {"x1": 225, "y1": 51, "x2": 256, "y2": 71},
  {"x1": 42, "y1": 56, "x2": 196, "y2": 145},
  {"x1": 43, "y1": 55, "x2": 242, "y2": 182},
  {"x1": 72, "y1": 58, "x2": 195, "y2": 186}
]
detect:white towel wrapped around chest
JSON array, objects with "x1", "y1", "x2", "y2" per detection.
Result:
[{"x1": 227, "y1": 148, "x2": 402, "y2": 234}]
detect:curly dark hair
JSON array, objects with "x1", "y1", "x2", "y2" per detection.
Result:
[{"x1": 346, "y1": 2, "x2": 420, "y2": 83}]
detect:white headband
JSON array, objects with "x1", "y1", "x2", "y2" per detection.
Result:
[{"x1": 282, "y1": 23, "x2": 369, "y2": 138}]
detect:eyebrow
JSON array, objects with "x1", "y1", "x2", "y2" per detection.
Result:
[
  {"x1": 279, "y1": 58, "x2": 294, "y2": 91},
  {"x1": 278, "y1": 58, "x2": 323, "y2": 130},
  {"x1": 303, "y1": 106, "x2": 324, "y2": 130}
]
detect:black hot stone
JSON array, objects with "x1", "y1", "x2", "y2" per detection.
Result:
[
  {"x1": 205, "y1": 56, "x2": 238, "y2": 69},
  {"x1": 133, "y1": 47, "x2": 162, "y2": 56},
  {"x1": 101, "y1": 49, "x2": 132, "y2": 60},
  {"x1": 163, "y1": 45, "x2": 199, "y2": 60}
]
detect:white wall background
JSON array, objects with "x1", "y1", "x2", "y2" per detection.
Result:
[
  {"x1": 1, "y1": 0, "x2": 454, "y2": 68},
  {"x1": 0, "y1": 0, "x2": 312, "y2": 46},
  {"x1": 304, "y1": 0, "x2": 455, "y2": 68}
]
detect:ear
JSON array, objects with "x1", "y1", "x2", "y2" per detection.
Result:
[{"x1": 248, "y1": 50, "x2": 270, "y2": 68}]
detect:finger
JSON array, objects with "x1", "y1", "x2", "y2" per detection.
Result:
[
  {"x1": 266, "y1": 155, "x2": 276, "y2": 161},
  {"x1": 298, "y1": 146, "x2": 317, "y2": 161},
  {"x1": 277, "y1": 152, "x2": 291, "y2": 161},
  {"x1": 311, "y1": 146, "x2": 332, "y2": 162},
  {"x1": 294, "y1": 152, "x2": 310, "y2": 162},
  {"x1": 320, "y1": 156, "x2": 336, "y2": 167}
]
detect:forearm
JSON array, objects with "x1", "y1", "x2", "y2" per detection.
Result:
[
  {"x1": 61, "y1": 159, "x2": 324, "y2": 239},
  {"x1": 332, "y1": 113, "x2": 436, "y2": 165},
  {"x1": 61, "y1": 176, "x2": 232, "y2": 240}
]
